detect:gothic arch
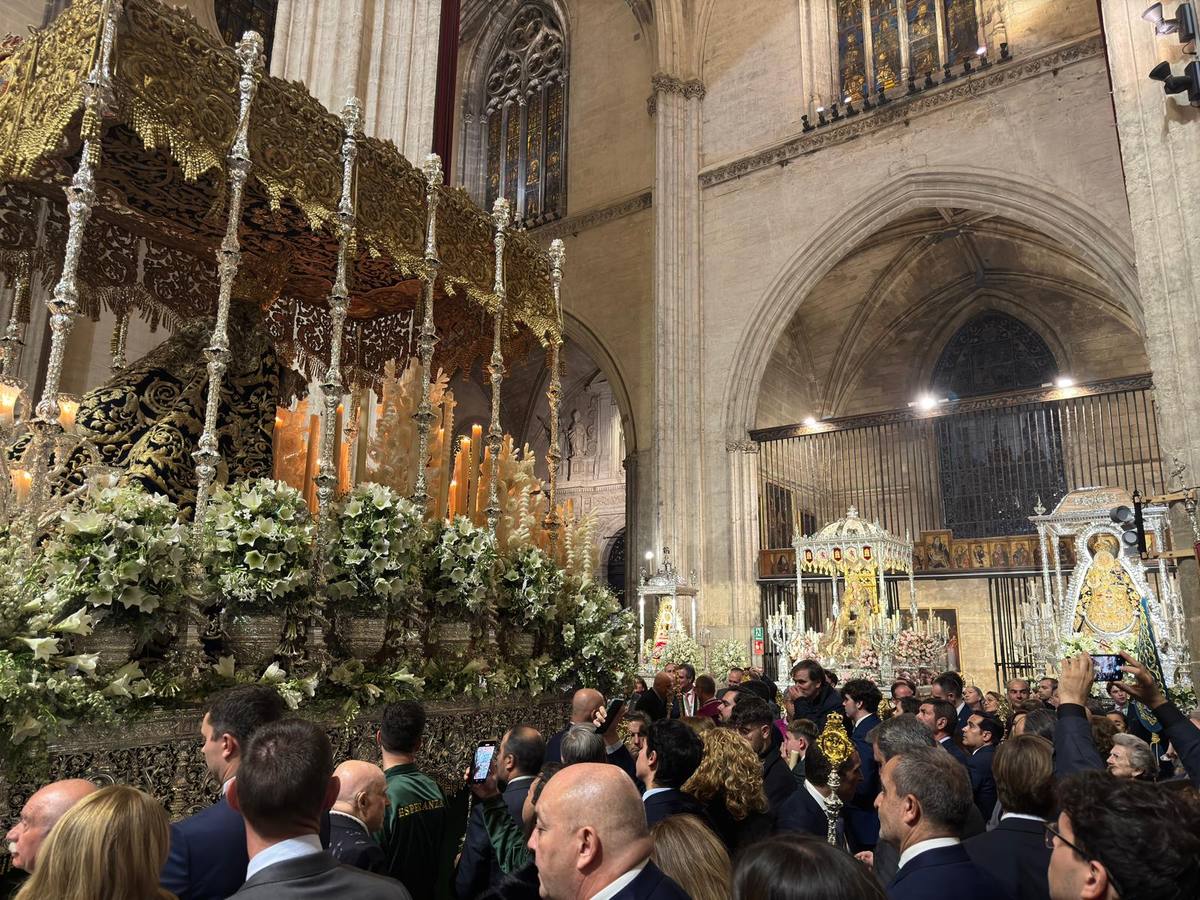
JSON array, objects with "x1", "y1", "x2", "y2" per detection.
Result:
[{"x1": 724, "y1": 167, "x2": 1142, "y2": 438}]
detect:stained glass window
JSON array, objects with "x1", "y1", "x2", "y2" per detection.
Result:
[
  {"x1": 216, "y1": 0, "x2": 278, "y2": 67},
  {"x1": 483, "y1": 4, "x2": 567, "y2": 226},
  {"x1": 836, "y1": 0, "x2": 981, "y2": 98},
  {"x1": 932, "y1": 313, "x2": 1066, "y2": 538}
]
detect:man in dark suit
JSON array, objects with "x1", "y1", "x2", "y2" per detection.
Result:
[
  {"x1": 635, "y1": 719, "x2": 707, "y2": 827},
  {"x1": 161, "y1": 684, "x2": 285, "y2": 900},
  {"x1": 230, "y1": 718, "x2": 410, "y2": 899},
  {"x1": 931, "y1": 671, "x2": 970, "y2": 735},
  {"x1": 545, "y1": 688, "x2": 605, "y2": 761},
  {"x1": 456, "y1": 725, "x2": 544, "y2": 898},
  {"x1": 961, "y1": 714, "x2": 1001, "y2": 819},
  {"x1": 840, "y1": 678, "x2": 882, "y2": 851},
  {"x1": 918, "y1": 699, "x2": 970, "y2": 768},
  {"x1": 529, "y1": 763, "x2": 688, "y2": 899},
  {"x1": 731, "y1": 697, "x2": 797, "y2": 812},
  {"x1": 875, "y1": 746, "x2": 1006, "y2": 900},
  {"x1": 328, "y1": 760, "x2": 388, "y2": 873},
  {"x1": 964, "y1": 734, "x2": 1054, "y2": 900},
  {"x1": 633, "y1": 672, "x2": 673, "y2": 722}
]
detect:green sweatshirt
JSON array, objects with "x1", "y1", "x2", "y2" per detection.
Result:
[
  {"x1": 480, "y1": 794, "x2": 532, "y2": 873},
  {"x1": 382, "y1": 762, "x2": 448, "y2": 897}
]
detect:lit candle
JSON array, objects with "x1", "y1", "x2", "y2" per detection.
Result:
[
  {"x1": 467, "y1": 424, "x2": 482, "y2": 521},
  {"x1": 57, "y1": 395, "x2": 79, "y2": 431},
  {"x1": 11, "y1": 468, "x2": 30, "y2": 504},
  {"x1": 0, "y1": 379, "x2": 22, "y2": 426},
  {"x1": 448, "y1": 479, "x2": 458, "y2": 518}
]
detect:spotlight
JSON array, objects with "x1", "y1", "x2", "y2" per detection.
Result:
[
  {"x1": 976, "y1": 45, "x2": 987, "y2": 55},
  {"x1": 844, "y1": 95, "x2": 858, "y2": 116},
  {"x1": 1110, "y1": 496, "x2": 1147, "y2": 558},
  {"x1": 942, "y1": 61, "x2": 957, "y2": 82},
  {"x1": 861, "y1": 87, "x2": 874, "y2": 110},
  {"x1": 1143, "y1": 3, "x2": 1197, "y2": 44},
  {"x1": 644, "y1": 550, "x2": 654, "y2": 561},
  {"x1": 830, "y1": 101, "x2": 843, "y2": 121},
  {"x1": 915, "y1": 394, "x2": 939, "y2": 412},
  {"x1": 1054, "y1": 376, "x2": 1075, "y2": 388},
  {"x1": 1150, "y1": 59, "x2": 1200, "y2": 103},
  {"x1": 803, "y1": 416, "x2": 818, "y2": 428},
  {"x1": 907, "y1": 73, "x2": 918, "y2": 95},
  {"x1": 816, "y1": 106, "x2": 828, "y2": 126}
]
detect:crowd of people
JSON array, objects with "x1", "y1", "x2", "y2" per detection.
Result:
[{"x1": 4, "y1": 651, "x2": 1199, "y2": 899}]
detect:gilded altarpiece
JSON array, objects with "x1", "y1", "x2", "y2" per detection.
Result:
[
  {"x1": 838, "y1": 0, "x2": 867, "y2": 100},
  {"x1": 907, "y1": 0, "x2": 939, "y2": 77},
  {"x1": 870, "y1": 4, "x2": 902, "y2": 91},
  {"x1": 943, "y1": 0, "x2": 981, "y2": 64}
]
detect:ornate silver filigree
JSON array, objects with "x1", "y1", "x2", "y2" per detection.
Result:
[
  {"x1": 486, "y1": 197, "x2": 511, "y2": 532},
  {"x1": 543, "y1": 239, "x2": 565, "y2": 555},
  {"x1": 412, "y1": 153, "x2": 443, "y2": 511}
]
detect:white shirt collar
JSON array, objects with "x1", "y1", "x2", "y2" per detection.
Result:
[
  {"x1": 898, "y1": 837, "x2": 960, "y2": 871},
  {"x1": 245, "y1": 834, "x2": 323, "y2": 881},
  {"x1": 330, "y1": 809, "x2": 368, "y2": 832},
  {"x1": 221, "y1": 776, "x2": 235, "y2": 796},
  {"x1": 589, "y1": 860, "x2": 648, "y2": 900},
  {"x1": 957, "y1": 701, "x2": 966, "y2": 714},
  {"x1": 642, "y1": 787, "x2": 672, "y2": 800},
  {"x1": 506, "y1": 775, "x2": 536, "y2": 786},
  {"x1": 1001, "y1": 812, "x2": 1047, "y2": 823},
  {"x1": 804, "y1": 780, "x2": 830, "y2": 811}
]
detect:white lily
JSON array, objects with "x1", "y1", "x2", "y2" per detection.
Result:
[
  {"x1": 11, "y1": 715, "x2": 43, "y2": 744},
  {"x1": 59, "y1": 653, "x2": 101, "y2": 676},
  {"x1": 20, "y1": 636, "x2": 60, "y2": 661},
  {"x1": 214, "y1": 655, "x2": 237, "y2": 679},
  {"x1": 51, "y1": 608, "x2": 95, "y2": 636}
]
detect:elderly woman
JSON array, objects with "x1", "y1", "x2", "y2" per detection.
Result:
[
  {"x1": 964, "y1": 685, "x2": 984, "y2": 712},
  {"x1": 1107, "y1": 732, "x2": 1158, "y2": 781}
]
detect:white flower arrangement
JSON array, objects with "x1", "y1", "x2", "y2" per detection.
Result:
[
  {"x1": 659, "y1": 630, "x2": 704, "y2": 670},
  {"x1": 41, "y1": 480, "x2": 189, "y2": 639},
  {"x1": 327, "y1": 483, "x2": 426, "y2": 617},
  {"x1": 426, "y1": 516, "x2": 498, "y2": 617},
  {"x1": 1056, "y1": 631, "x2": 1138, "y2": 660},
  {"x1": 709, "y1": 638, "x2": 749, "y2": 679},
  {"x1": 496, "y1": 545, "x2": 563, "y2": 629},
  {"x1": 551, "y1": 576, "x2": 636, "y2": 696},
  {"x1": 202, "y1": 479, "x2": 315, "y2": 615}
]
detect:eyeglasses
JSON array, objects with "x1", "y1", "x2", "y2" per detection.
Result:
[{"x1": 1044, "y1": 822, "x2": 1123, "y2": 896}]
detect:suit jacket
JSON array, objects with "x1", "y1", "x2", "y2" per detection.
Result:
[
  {"x1": 609, "y1": 860, "x2": 690, "y2": 900},
  {"x1": 328, "y1": 812, "x2": 385, "y2": 874},
  {"x1": 761, "y1": 727, "x2": 797, "y2": 812},
  {"x1": 939, "y1": 735, "x2": 971, "y2": 769},
  {"x1": 161, "y1": 796, "x2": 248, "y2": 900},
  {"x1": 1156, "y1": 700, "x2": 1200, "y2": 788},
  {"x1": 872, "y1": 800, "x2": 988, "y2": 885},
  {"x1": 774, "y1": 784, "x2": 843, "y2": 846},
  {"x1": 643, "y1": 788, "x2": 708, "y2": 828},
  {"x1": 791, "y1": 684, "x2": 844, "y2": 731},
  {"x1": 233, "y1": 851, "x2": 411, "y2": 899},
  {"x1": 965, "y1": 817, "x2": 1052, "y2": 900},
  {"x1": 957, "y1": 704, "x2": 973, "y2": 733},
  {"x1": 456, "y1": 777, "x2": 533, "y2": 899},
  {"x1": 544, "y1": 726, "x2": 569, "y2": 763},
  {"x1": 703, "y1": 794, "x2": 775, "y2": 855},
  {"x1": 635, "y1": 690, "x2": 670, "y2": 722},
  {"x1": 696, "y1": 697, "x2": 722, "y2": 722},
  {"x1": 886, "y1": 844, "x2": 1008, "y2": 900},
  {"x1": 1054, "y1": 704, "x2": 1106, "y2": 779},
  {"x1": 847, "y1": 713, "x2": 881, "y2": 850},
  {"x1": 966, "y1": 745, "x2": 997, "y2": 820}
]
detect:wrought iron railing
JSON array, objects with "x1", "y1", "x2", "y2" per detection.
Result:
[{"x1": 752, "y1": 375, "x2": 1164, "y2": 575}]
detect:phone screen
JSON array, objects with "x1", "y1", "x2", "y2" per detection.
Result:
[
  {"x1": 1091, "y1": 654, "x2": 1123, "y2": 683},
  {"x1": 472, "y1": 743, "x2": 497, "y2": 782}
]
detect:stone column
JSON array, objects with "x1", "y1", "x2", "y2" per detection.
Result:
[
  {"x1": 272, "y1": 0, "x2": 440, "y2": 159},
  {"x1": 650, "y1": 73, "x2": 704, "y2": 580},
  {"x1": 1099, "y1": 1, "x2": 1200, "y2": 683}
]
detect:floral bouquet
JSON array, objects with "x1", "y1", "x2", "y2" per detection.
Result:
[
  {"x1": 425, "y1": 516, "x2": 498, "y2": 618},
  {"x1": 856, "y1": 646, "x2": 880, "y2": 670},
  {"x1": 896, "y1": 629, "x2": 941, "y2": 665},
  {"x1": 551, "y1": 576, "x2": 635, "y2": 697},
  {"x1": 709, "y1": 637, "x2": 749, "y2": 679},
  {"x1": 41, "y1": 479, "x2": 189, "y2": 644},
  {"x1": 326, "y1": 483, "x2": 426, "y2": 617},
  {"x1": 201, "y1": 479, "x2": 316, "y2": 616},
  {"x1": 660, "y1": 630, "x2": 703, "y2": 670}
]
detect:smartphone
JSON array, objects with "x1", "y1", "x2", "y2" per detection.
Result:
[
  {"x1": 471, "y1": 740, "x2": 498, "y2": 783},
  {"x1": 596, "y1": 697, "x2": 625, "y2": 734},
  {"x1": 1091, "y1": 654, "x2": 1123, "y2": 683}
]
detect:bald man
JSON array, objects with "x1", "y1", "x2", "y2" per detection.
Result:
[
  {"x1": 529, "y1": 763, "x2": 688, "y2": 899},
  {"x1": 5, "y1": 778, "x2": 97, "y2": 872},
  {"x1": 545, "y1": 689, "x2": 605, "y2": 763},
  {"x1": 328, "y1": 761, "x2": 388, "y2": 873}
]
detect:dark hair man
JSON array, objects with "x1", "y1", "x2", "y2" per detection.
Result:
[
  {"x1": 229, "y1": 719, "x2": 409, "y2": 899},
  {"x1": 875, "y1": 747, "x2": 1007, "y2": 900},
  {"x1": 918, "y1": 699, "x2": 969, "y2": 768},
  {"x1": 961, "y1": 713, "x2": 1003, "y2": 818},
  {"x1": 694, "y1": 674, "x2": 721, "y2": 721},
  {"x1": 931, "y1": 672, "x2": 969, "y2": 733},
  {"x1": 786, "y1": 659, "x2": 842, "y2": 729},
  {"x1": 731, "y1": 697, "x2": 796, "y2": 811},
  {"x1": 378, "y1": 700, "x2": 446, "y2": 899},
  {"x1": 897, "y1": 696, "x2": 921, "y2": 715},
  {"x1": 964, "y1": 735, "x2": 1054, "y2": 900},
  {"x1": 717, "y1": 686, "x2": 746, "y2": 724},
  {"x1": 635, "y1": 720, "x2": 707, "y2": 827},
  {"x1": 1037, "y1": 676, "x2": 1060, "y2": 708},
  {"x1": 455, "y1": 725, "x2": 544, "y2": 899},
  {"x1": 783, "y1": 718, "x2": 818, "y2": 784},
  {"x1": 625, "y1": 711, "x2": 652, "y2": 761},
  {"x1": 529, "y1": 763, "x2": 689, "y2": 899},
  {"x1": 678, "y1": 663, "x2": 697, "y2": 716},
  {"x1": 162, "y1": 684, "x2": 285, "y2": 900},
  {"x1": 1049, "y1": 771, "x2": 1200, "y2": 900},
  {"x1": 840, "y1": 678, "x2": 884, "y2": 852}
]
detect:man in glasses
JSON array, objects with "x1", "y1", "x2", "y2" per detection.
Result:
[{"x1": 1048, "y1": 770, "x2": 1200, "y2": 899}]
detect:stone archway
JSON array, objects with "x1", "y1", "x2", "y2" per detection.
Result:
[{"x1": 723, "y1": 167, "x2": 1142, "y2": 441}]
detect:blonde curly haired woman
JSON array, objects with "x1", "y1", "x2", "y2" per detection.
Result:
[
  {"x1": 15, "y1": 784, "x2": 175, "y2": 900},
  {"x1": 682, "y1": 726, "x2": 773, "y2": 853},
  {"x1": 651, "y1": 814, "x2": 730, "y2": 900}
]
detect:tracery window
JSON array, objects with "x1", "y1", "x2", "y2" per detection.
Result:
[
  {"x1": 216, "y1": 0, "x2": 279, "y2": 68},
  {"x1": 483, "y1": 4, "x2": 567, "y2": 226},
  {"x1": 837, "y1": 0, "x2": 980, "y2": 99},
  {"x1": 931, "y1": 312, "x2": 1066, "y2": 538}
]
